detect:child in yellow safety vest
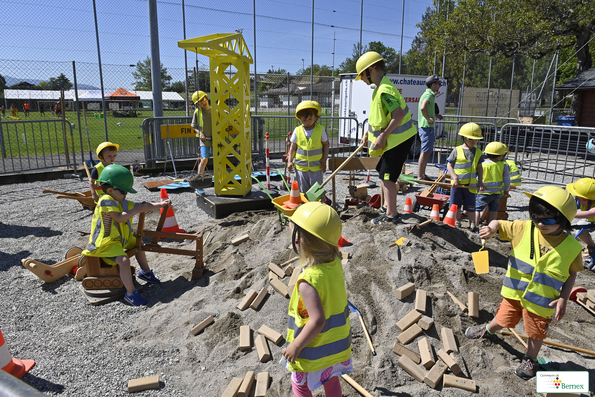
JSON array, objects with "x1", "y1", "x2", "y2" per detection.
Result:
[
  {"x1": 566, "y1": 177, "x2": 595, "y2": 270},
  {"x1": 282, "y1": 202, "x2": 352, "y2": 397},
  {"x1": 89, "y1": 142, "x2": 119, "y2": 203},
  {"x1": 446, "y1": 122, "x2": 483, "y2": 231},
  {"x1": 287, "y1": 101, "x2": 329, "y2": 194},
  {"x1": 467, "y1": 186, "x2": 582, "y2": 380},
  {"x1": 82, "y1": 164, "x2": 171, "y2": 306},
  {"x1": 474, "y1": 141, "x2": 510, "y2": 227}
]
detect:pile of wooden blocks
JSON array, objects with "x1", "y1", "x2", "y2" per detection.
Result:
[
  {"x1": 221, "y1": 371, "x2": 270, "y2": 397},
  {"x1": 393, "y1": 282, "x2": 478, "y2": 393},
  {"x1": 576, "y1": 290, "x2": 595, "y2": 315}
]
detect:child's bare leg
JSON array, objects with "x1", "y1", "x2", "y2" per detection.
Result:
[
  {"x1": 486, "y1": 318, "x2": 503, "y2": 334},
  {"x1": 135, "y1": 251, "x2": 151, "y2": 272},
  {"x1": 116, "y1": 256, "x2": 135, "y2": 294},
  {"x1": 198, "y1": 158, "x2": 208, "y2": 175},
  {"x1": 526, "y1": 338, "x2": 544, "y2": 360},
  {"x1": 489, "y1": 208, "x2": 499, "y2": 222},
  {"x1": 579, "y1": 232, "x2": 595, "y2": 251}
]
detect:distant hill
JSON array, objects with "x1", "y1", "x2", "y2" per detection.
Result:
[{"x1": 3, "y1": 75, "x2": 98, "y2": 90}]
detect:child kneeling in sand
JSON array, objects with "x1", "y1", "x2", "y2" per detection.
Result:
[
  {"x1": 82, "y1": 164, "x2": 170, "y2": 306},
  {"x1": 282, "y1": 202, "x2": 352, "y2": 396},
  {"x1": 465, "y1": 186, "x2": 582, "y2": 380}
]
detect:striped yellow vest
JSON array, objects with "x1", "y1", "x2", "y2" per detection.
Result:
[
  {"x1": 452, "y1": 146, "x2": 481, "y2": 193},
  {"x1": 481, "y1": 161, "x2": 505, "y2": 195},
  {"x1": 294, "y1": 125, "x2": 323, "y2": 172}
]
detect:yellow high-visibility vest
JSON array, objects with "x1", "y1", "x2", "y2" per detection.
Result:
[{"x1": 294, "y1": 125, "x2": 323, "y2": 172}]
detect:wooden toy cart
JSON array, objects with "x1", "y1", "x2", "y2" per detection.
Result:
[{"x1": 43, "y1": 190, "x2": 96, "y2": 211}]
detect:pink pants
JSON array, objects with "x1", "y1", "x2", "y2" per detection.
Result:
[{"x1": 291, "y1": 375, "x2": 342, "y2": 397}]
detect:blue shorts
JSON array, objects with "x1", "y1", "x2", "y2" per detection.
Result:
[
  {"x1": 418, "y1": 127, "x2": 435, "y2": 153},
  {"x1": 200, "y1": 146, "x2": 212, "y2": 159},
  {"x1": 476, "y1": 193, "x2": 501, "y2": 212},
  {"x1": 450, "y1": 186, "x2": 476, "y2": 212}
]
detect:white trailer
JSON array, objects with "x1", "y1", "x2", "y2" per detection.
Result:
[{"x1": 339, "y1": 73, "x2": 447, "y2": 153}]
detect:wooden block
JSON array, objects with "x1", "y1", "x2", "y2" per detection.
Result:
[
  {"x1": 191, "y1": 315, "x2": 214, "y2": 336},
  {"x1": 342, "y1": 251, "x2": 350, "y2": 260},
  {"x1": 397, "y1": 354, "x2": 427, "y2": 383},
  {"x1": 586, "y1": 290, "x2": 595, "y2": 303},
  {"x1": 436, "y1": 349, "x2": 461, "y2": 375},
  {"x1": 255, "y1": 372, "x2": 270, "y2": 397},
  {"x1": 268, "y1": 271, "x2": 276, "y2": 281},
  {"x1": 250, "y1": 287, "x2": 269, "y2": 310},
  {"x1": 418, "y1": 337, "x2": 435, "y2": 369},
  {"x1": 447, "y1": 291, "x2": 467, "y2": 312},
  {"x1": 269, "y1": 276, "x2": 289, "y2": 298},
  {"x1": 239, "y1": 325, "x2": 251, "y2": 351},
  {"x1": 418, "y1": 315, "x2": 434, "y2": 330},
  {"x1": 238, "y1": 371, "x2": 255, "y2": 397},
  {"x1": 442, "y1": 374, "x2": 476, "y2": 392},
  {"x1": 423, "y1": 359, "x2": 448, "y2": 388},
  {"x1": 415, "y1": 289, "x2": 427, "y2": 313},
  {"x1": 268, "y1": 262, "x2": 286, "y2": 278},
  {"x1": 258, "y1": 324, "x2": 283, "y2": 345},
  {"x1": 576, "y1": 292, "x2": 587, "y2": 304},
  {"x1": 396, "y1": 309, "x2": 422, "y2": 332},
  {"x1": 285, "y1": 264, "x2": 294, "y2": 276},
  {"x1": 392, "y1": 341, "x2": 421, "y2": 364},
  {"x1": 397, "y1": 323, "x2": 423, "y2": 345},
  {"x1": 468, "y1": 292, "x2": 479, "y2": 318},
  {"x1": 128, "y1": 375, "x2": 159, "y2": 393},
  {"x1": 396, "y1": 282, "x2": 415, "y2": 300},
  {"x1": 255, "y1": 334, "x2": 271, "y2": 362},
  {"x1": 237, "y1": 289, "x2": 258, "y2": 311},
  {"x1": 221, "y1": 377, "x2": 243, "y2": 397},
  {"x1": 232, "y1": 234, "x2": 249, "y2": 246},
  {"x1": 440, "y1": 327, "x2": 458, "y2": 353}
]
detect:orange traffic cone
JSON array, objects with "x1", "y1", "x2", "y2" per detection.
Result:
[
  {"x1": 284, "y1": 181, "x2": 302, "y2": 209},
  {"x1": 0, "y1": 328, "x2": 35, "y2": 379},
  {"x1": 338, "y1": 236, "x2": 351, "y2": 249},
  {"x1": 443, "y1": 204, "x2": 458, "y2": 227},
  {"x1": 403, "y1": 197, "x2": 413, "y2": 214},
  {"x1": 430, "y1": 204, "x2": 441, "y2": 221},
  {"x1": 160, "y1": 188, "x2": 184, "y2": 233}
]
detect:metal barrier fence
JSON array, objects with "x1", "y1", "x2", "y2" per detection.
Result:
[
  {"x1": 499, "y1": 123, "x2": 595, "y2": 185},
  {"x1": 0, "y1": 119, "x2": 79, "y2": 174}
]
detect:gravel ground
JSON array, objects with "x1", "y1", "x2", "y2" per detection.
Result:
[{"x1": 1, "y1": 159, "x2": 594, "y2": 396}]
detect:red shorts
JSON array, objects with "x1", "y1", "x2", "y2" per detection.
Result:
[{"x1": 494, "y1": 297, "x2": 551, "y2": 340}]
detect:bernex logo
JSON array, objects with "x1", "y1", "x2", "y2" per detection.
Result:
[{"x1": 536, "y1": 371, "x2": 588, "y2": 393}]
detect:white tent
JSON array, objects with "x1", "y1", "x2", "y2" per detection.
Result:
[{"x1": 4, "y1": 89, "x2": 184, "y2": 102}]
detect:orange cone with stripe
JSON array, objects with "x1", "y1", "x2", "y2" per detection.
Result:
[
  {"x1": 338, "y1": 236, "x2": 350, "y2": 249},
  {"x1": 0, "y1": 328, "x2": 35, "y2": 379},
  {"x1": 160, "y1": 188, "x2": 184, "y2": 233},
  {"x1": 443, "y1": 204, "x2": 458, "y2": 228},
  {"x1": 403, "y1": 197, "x2": 413, "y2": 214},
  {"x1": 284, "y1": 181, "x2": 302, "y2": 209},
  {"x1": 430, "y1": 204, "x2": 441, "y2": 221}
]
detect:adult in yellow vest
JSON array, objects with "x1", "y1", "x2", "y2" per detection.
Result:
[
  {"x1": 282, "y1": 202, "x2": 352, "y2": 395},
  {"x1": 287, "y1": 101, "x2": 329, "y2": 193},
  {"x1": 475, "y1": 141, "x2": 510, "y2": 227},
  {"x1": 191, "y1": 90, "x2": 212, "y2": 193},
  {"x1": 567, "y1": 177, "x2": 595, "y2": 269},
  {"x1": 355, "y1": 51, "x2": 417, "y2": 225},
  {"x1": 89, "y1": 142, "x2": 119, "y2": 203},
  {"x1": 467, "y1": 186, "x2": 582, "y2": 380}
]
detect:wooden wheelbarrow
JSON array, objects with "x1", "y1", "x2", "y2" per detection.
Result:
[{"x1": 43, "y1": 190, "x2": 96, "y2": 211}]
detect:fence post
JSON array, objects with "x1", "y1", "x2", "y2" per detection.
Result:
[
  {"x1": 72, "y1": 60, "x2": 85, "y2": 165},
  {"x1": 548, "y1": 51, "x2": 559, "y2": 125}
]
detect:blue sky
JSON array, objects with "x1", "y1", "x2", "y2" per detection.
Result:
[{"x1": 0, "y1": 0, "x2": 433, "y2": 89}]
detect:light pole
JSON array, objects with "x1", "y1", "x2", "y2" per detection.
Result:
[{"x1": 302, "y1": 59, "x2": 305, "y2": 71}]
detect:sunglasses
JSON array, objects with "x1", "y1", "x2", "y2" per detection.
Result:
[
  {"x1": 115, "y1": 188, "x2": 128, "y2": 195},
  {"x1": 530, "y1": 214, "x2": 557, "y2": 225}
]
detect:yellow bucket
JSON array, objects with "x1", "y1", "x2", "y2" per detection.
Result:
[
  {"x1": 472, "y1": 250, "x2": 489, "y2": 274},
  {"x1": 272, "y1": 193, "x2": 308, "y2": 217}
]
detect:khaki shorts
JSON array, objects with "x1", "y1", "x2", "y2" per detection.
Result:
[{"x1": 494, "y1": 297, "x2": 551, "y2": 340}]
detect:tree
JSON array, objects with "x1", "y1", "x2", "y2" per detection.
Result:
[
  {"x1": 132, "y1": 56, "x2": 172, "y2": 91},
  {"x1": 267, "y1": 67, "x2": 287, "y2": 74},
  {"x1": 186, "y1": 70, "x2": 210, "y2": 94},
  {"x1": 297, "y1": 64, "x2": 334, "y2": 76},
  {"x1": 169, "y1": 81, "x2": 186, "y2": 93},
  {"x1": 47, "y1": 73, "x2": 72, "y2": 90},
  {"x1": 0, "y1": 74, "x2": 5, "y2": 98},
  {"x1": 337, "y1": 41, "x2": 400, "y2": 74},
  {"x1": 38, "y1": 81, "x2": 49, "y2": 89}
]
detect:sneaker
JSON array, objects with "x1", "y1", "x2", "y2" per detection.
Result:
[
  {"x1": 456, "y1": 220, "x2": 462, "y2": 228},
  {"x1": 371, "y1": 213, "x2": 400, "y2": 225},
  {"x1": 469, "y1": 221, "x2": 478, "y2": 233},
  {"x1": 515, "y1": 356, "x2": 539, "y2": 380},
  {"x1": 379, "y1": 205, "x2": 387, "y2": 214},
  {"x1": 464, "y1": 324, "x2": 492, "y2": 339},
  {"x1": 588, "y1": 257, "x2": 595, "y2": 270},
  {"x1": 124, "y1": 290, "x2": 148, "y2": 306},
  {"x1": 138, "y1": 269, "x2": 161, "y2": 284},
  {"x1": 196, "y1": 188, "x2": 205, "y2": 195},
  {"x1": 420, "y1": 175, "x2": 434, "y2": 182}
]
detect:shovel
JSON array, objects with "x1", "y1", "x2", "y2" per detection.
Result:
[
  {"x1": 305, "y1": 143, "x2": 366, "y2": 202},
  {"x1": 472, "y1": 239, "x2": 489, "y2": 274},
  {"x1": 399, "y1": 174, "x2": 471, "y2": 189},
  {"x1": 347, "y1": 299, "x2": 376, "y2": 356}
]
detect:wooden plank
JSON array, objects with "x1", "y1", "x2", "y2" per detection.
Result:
[
  {"x1": 442, "y1": 374, "x2": 476, "y2": 392},
  {"x1": 396, "y1": 309, "x2": 422, "y2": 332},
  {"x1": 239, "y1": 325, "x2": 251, "y2": 351},
  {"x1": 258, "y1": 325, "x2": 284, "y2": 345},
  {"x1": 270, "y1": 276, "x2": 289, "y2": 298},
  {"x1": 254, "y1": 372, "x2": 270, "y2": 397},
  {"x1": 397, "y1": 323, "x2": 423, "y2": 345},
  {"x1": 328, "y1": 156, "x2": 380, "y2": 171},
  {"x1": 417, "y1": 315, "x2": 434, "y2": 331},
  {"x1": 191, "y1": 315, "x2": 214, "y2": 336},
  {"x1": 423, "y1": 360, "x2": 448, "y2": 388},
  {"x1": 418, "y1": 337, "x2": 435, "y2": 369},
  {"x1": 128, "y1": 375, "x2": 159, "y2": 393},
  {"x1": 221, "y1": 377, "x2": 243, "y2": 397},
  {"x1": 396, "y1": 282, "x2": 415, "y2": 300},
  {"x1": 237, "y1": 371, "x2": 255, "y2": 397},
  {"x1": 268, "y1": 262, "x2": 286, "y2": 278},
  {"x1": 441, "y1": 327, "x2": 458, "y2": 353},
  {"x1": 447, "y1": 291, "x2": 467, "y2": 312},
  {"x1": 397, "y1": 354, "x2": 427, "y2": 383},
  {"x1": 415, "y1": 289, "x2": 427, "y2": 313},
  {"x1": 255, "y1": 334, "x2": 271, "y2": 362},
  {"x1": 237, "y1": 289, "x2": 258, "y2": 311},
  {"x1": 232, "y1": 234, "x2": 250, "y2": 246},
  {"x1": 392, "y1": 342, "x2": 421, "y2": 364},
  {"x1": 250, "y1": 287, "x2": 269, "y2": 310},
  {"x1": 468, "y1": 292, "x2": 479, "y2": 318},
  {"x1": 142, "y1": 180, "x2": 177, "y2": 190},
  {"x1": 436, "y1": 349, "x2": 461, "y2": 375}
]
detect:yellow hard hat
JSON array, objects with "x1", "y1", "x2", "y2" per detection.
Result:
[
  {"x1": 96, "y1": 142, "x2": 119, "y2": 160},
  {"x1": 524, "y1": 186, "x2": 577, "y2": 222},
  {"x1": 295, "y1": 101, "x2": 322, "y2": 119},
  {"x1": 458, "y1": 123, "x2": 483, "y2": 140},
  {"x1": 355, "y1": 51, "x2": 385, "y2": 81},
  {"x1": 191, "y1": 90, "x2": 208, "y2": 104},
  {"x1": 567, "y1": 178, "x2": 595, "y2": 201},
  {"x1": 483, "y1": 142, "x2": 507, "y2": 156},
  {"x1": 290, "y1": 202, "x2": 342, "y2": 246}
]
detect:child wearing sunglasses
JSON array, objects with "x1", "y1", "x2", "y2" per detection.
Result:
[
  {"x1": 466, "y1": 186, "x2": 582, "y2": 380},
  {"x1": 566, "y1": 177, "x2": 595, "y2": 270},
  {"x1": 82, "y1": 164, "x2": 171, "y2": 306}
]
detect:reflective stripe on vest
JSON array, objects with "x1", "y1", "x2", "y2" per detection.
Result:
[
  {"x1": 286, "y1": 257, "x2": 351, "y2": 372},
  {"x1": 194, "y1": 108, "x2": 203, "y2": 137},
  {"x1": 481, "y1": 161, "x2": 505, "y2": 194},
  {"x1": 85, "y1": 196, "x2": 134, "y2": 253},
  {"x1": 452, "y1": 146, "x2": 480, "y2": 189},
  {"x1": 294, "y1": 125, "x2": 323, "y2": 172},
  {"x1": 506, "y1": 160, "x2": 521, "y2": 187},
  {"x1": 501, "y1": 220, "x2": 582, "y2": 318},
  {"x1": 367, "y1": 76, "x2": 417, "y2": 157}
]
